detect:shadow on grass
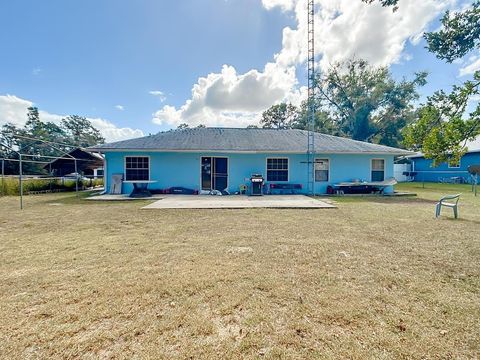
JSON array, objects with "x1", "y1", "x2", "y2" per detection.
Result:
[
  {"x1": 436, "y1": 215, "x2": 480, "y2": 225},
  {"x1": 328, "y1": 196, "x2": 437, "y2": 205},
  {"x1": 38, "y1": 191, "x2": 152, "y2": 207}
]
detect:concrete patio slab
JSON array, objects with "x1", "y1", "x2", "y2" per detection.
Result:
[{"x1": 142, "y1": 195, "x2": 335, "y2": 209}]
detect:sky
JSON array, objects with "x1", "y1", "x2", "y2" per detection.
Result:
[{"x1": 0, "y1": 0, "x2": 478, "y2": 146}]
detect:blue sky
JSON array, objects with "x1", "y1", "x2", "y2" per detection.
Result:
[{"x1": 0, "y1": 0, "x2": 478, "y2": 142}]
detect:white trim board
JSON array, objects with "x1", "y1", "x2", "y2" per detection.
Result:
[
  {"x1": 124, "y1": 155, "x2": 151, "y2": 181},
  {"x1": 314, "y1": 157, "x2": 330, "y2": 182}
]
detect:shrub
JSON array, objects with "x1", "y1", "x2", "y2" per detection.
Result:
[{"x1": 0, "y1": 176, "x2": 103, "y2": 195}]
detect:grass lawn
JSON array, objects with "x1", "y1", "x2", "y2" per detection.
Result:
[{"x1": 0, "y1": 183, "x2": 479, "y2": 359}]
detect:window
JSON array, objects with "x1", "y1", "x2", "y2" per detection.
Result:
[
  {"x1": 267, "y1": 158, "x2": 288, "y2": 181},
  {"x1": 448, "y1": 159, "x2": 460, "y2": 168},
  {"x1": 371, "y1": 159, "x2": 385, "y2": 181},
  {"x1": 315, "y1": 159, "x2": 329, "y2": 182},
  {"x1": 125, "y1": 156, "x2": 149, "y2": 181}
]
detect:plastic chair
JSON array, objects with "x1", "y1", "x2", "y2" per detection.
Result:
[{"x1": 435, "y1": 194, "x2": 461, "y2": 219}]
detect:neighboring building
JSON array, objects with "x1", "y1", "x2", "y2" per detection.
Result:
[
  {"x1": 89, "y1": 128, "x2": 412, "y2": 195},
  {"x1": 45, "y1": 148, "x2": 104, "y2": 178},
  {"x1": 409, "y1": 150, "x2": 480, "y2": 183},
  {"x1": 393, "y1": 158, "x2": 413, "y2": 182}
]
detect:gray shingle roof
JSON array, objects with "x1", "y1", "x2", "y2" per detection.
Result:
[{"x1": 90, "y1": 128, "x2": 412, "y2": 155}]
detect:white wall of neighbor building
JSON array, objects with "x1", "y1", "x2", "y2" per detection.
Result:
[
  {"x1": 394, "y1": 163, "x2": 412, "y2": 182},
  {"x1": 93, "y1": 167, "x2": 104, "y2": 179}
]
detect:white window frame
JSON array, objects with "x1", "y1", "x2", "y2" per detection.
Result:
[
  {"x1": 371, "y1": 158, "x2": 385, "y2": 182},
  {"x1": 266, "y1": 157, "x2": 289, "y2": 182},
  {"x1": 314, "y1": 158, "x2": 330, "y2": 182},
  {"x1": 124, "y1": 156, "x2": 150, "y2": 181},
  {"x1": 448, "y1": 159, "x2": 461, "y2": 169}
]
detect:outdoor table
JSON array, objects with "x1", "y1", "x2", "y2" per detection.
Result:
[{"x1": 124, "y1": 180, "x2": 157, "y2": 198}]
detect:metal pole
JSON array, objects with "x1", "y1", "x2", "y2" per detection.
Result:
[
  {"x1": 19, "y1": 154, "x2": 23, "y2": 210},
  {"x1": 74, "y1": 158, "x2": 78, "y2": 197},
  {"x1": 307, "y1": 0, "x2": 316, "y2": 196},
  {"x1": 475, "y1": 175, "x2": 478, "y2": 197},
  {"x1": 49, "y1": 163, "x2": 52, "y2": 192},
  {"x1": 1, "y1": 158, "x2": 4, "y2": 196}
]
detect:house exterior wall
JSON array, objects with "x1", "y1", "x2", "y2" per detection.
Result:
[
  {"x1": 411, "y1": 152, "x2": 480, "y2": 183},
  {"x1": 103, "y1": 151, "x2": 395, "y2": 194}
]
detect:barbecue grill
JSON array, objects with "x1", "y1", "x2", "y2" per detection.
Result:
[{"x1": 250, "y1": 174, "x2": 264, "y2": 196}]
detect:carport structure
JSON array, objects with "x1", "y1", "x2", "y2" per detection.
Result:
[{"x1": 1, "y1": 135, "x2": 103, "y2": 209}]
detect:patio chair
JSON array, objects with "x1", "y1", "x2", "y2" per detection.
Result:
[{"x1": 435, "y1": 194, "x2": 461, "y2": 219}]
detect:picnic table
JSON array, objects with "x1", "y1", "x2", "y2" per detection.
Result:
[
  {"x1": 124, "y1": 180, "x2": 157, "y2": 198},
  {"x1": 333, "y1": 178, "x2": 397, "y2": 195}
]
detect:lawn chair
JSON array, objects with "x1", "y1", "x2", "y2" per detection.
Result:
[{"x1": 435, "y1": 194, "x2": 461, "y2": 219}]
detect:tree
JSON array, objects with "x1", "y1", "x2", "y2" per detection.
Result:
[
  {"x1": 363, "y1": 0, "x2": 480, "y2": 162},
  {"x1": 425, "y1": 1, "x2": 480, "y2": 62},
  {"x1": 292, "y1": 104, "x2": 340, "y2": 136},
  {"x1": 314, "y1": 59, "x2": 427, "y2": 147},
  {"x1": 0, "y1": 110, "x2": 105, "y2": 175},
  {"x1": 61, "y1": 115, "x2": 105, "y2": 147},
  {"x1": 260, "y1": 103, "x2": 299, "y2": 129},
  {"x1": 362, "y1": 0, "x2": 399, "y2": 11},
  {"x1": 259, "y1": 102, "x2": 340, "y2": 135},
  {"x1": 175, "y1": 123, "x2": 206, "y2": 130},
  {"x1": 0, "y1": 123, "x2": 22, "y2": 174},
  {"x1": 176, "y1": 123, "x2": 190, "y2": 130},
  {"x1": 21, "y1": 107, "x2": 66, "y2": 156},
  {"x1": 403, "y1": 72, "x2": 480, "y2": 165}
]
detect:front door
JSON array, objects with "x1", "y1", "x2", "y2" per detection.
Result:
[{"x1": 201, "y1": 157, "x2": 228, "y2": 191}]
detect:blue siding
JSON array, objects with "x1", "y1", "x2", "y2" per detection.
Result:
[
  {"x1": 104, "y1": 151, "x2": 395, "y2": 194},
  {"x1": 411, "y1": 152, "x2": 480, "y2": 183}
]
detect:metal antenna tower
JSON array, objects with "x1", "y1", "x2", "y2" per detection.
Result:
[{"x1": 307, "y1": 0, "x2": 315, "y2": 195}]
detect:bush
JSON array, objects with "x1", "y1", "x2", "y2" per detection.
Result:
[
  {"x1": 0, "y1": 176, "x2": 103, "y2": 196},
  {"x1": 91, "y1": 178, "x2": 104, "y2": 187}
]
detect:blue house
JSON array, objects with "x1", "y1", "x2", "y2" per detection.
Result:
[
  {"x1": 90, "y1": 128, "x2": 411, "y2": 195},
  {"x1": 409, "y1": 150, "x2": 480, "y2": 183}
]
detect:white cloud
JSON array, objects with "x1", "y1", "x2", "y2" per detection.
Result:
[
  {"x1": 149, "y1": 90, "x2": 167, "y2": 102},
  {"x1": 0, "y1": 94, "x2": 143, "y2": 143},
  {"x1": 88, "y1": 118, "x2": 143, "y2": 142},
  {"x1": 32, "y1": 68, "x2": 42, "y2": 76},
  {"x1": 152, "y1": 0, "x2": 452, "y2": 128},
  {"x1": 459, "y1": 55, "x2": 480, "y2": 77},
  {"x1": 152, "y1": 64, "x2": 301, "y2": 127},
  {"x1": 274, "y1": 0, "x2": 452, "y2": 71},
  {"x1": 0, "y1": 95, "x2": 33, "y2": 126},
  {"x1": 261, "y1": 0, "x2": 295, "y2": 11},
  {"x1": 115, "y1": 105, "x2": 125, "y2": 111}
]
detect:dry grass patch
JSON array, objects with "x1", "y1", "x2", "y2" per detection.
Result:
[{"x1": 0, "y1": 183, "x2": 479, "y2": 359}]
